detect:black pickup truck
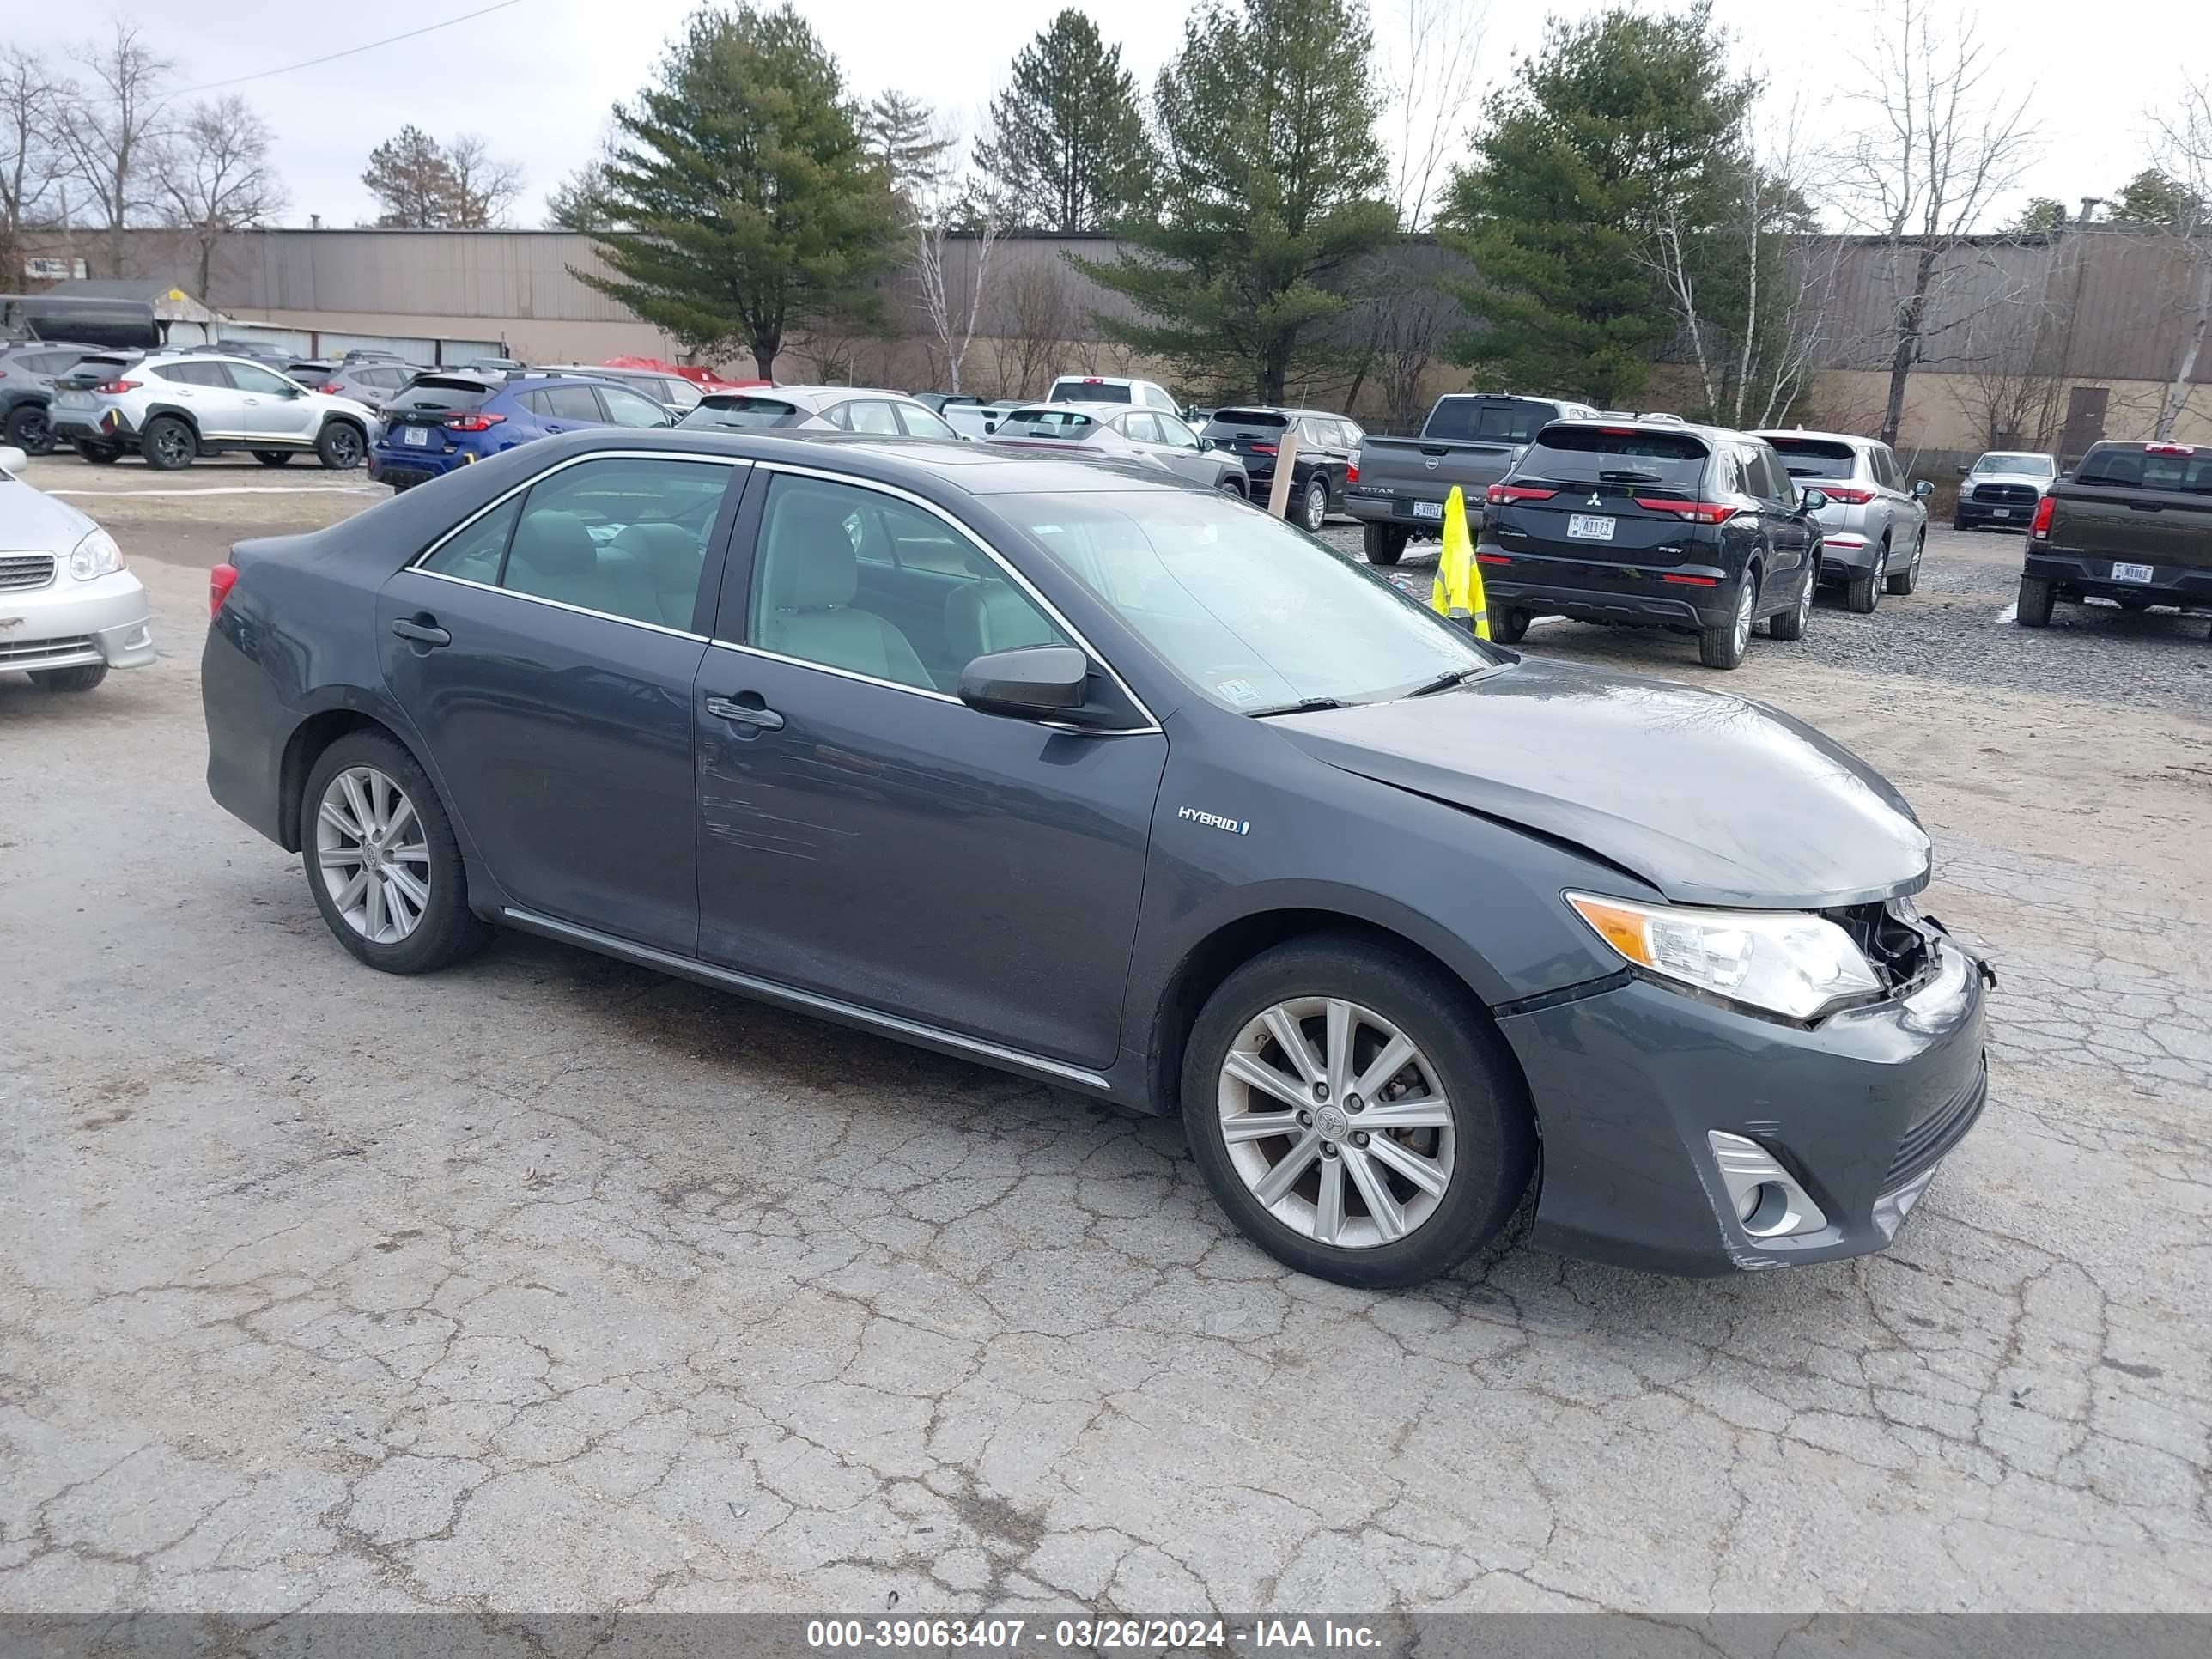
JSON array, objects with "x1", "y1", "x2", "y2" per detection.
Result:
[{"x1": 2018, "y1": 440, "x2": 2212, "y2": 630}]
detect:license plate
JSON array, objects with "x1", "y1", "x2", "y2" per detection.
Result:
[
  {"x1": 403, "y1": 426, "x2": 429, "y2": 447},
  {"x1": 1568, "y1": 514, "x2": 1616, "y2": 541},
  {"x1": 1411, "y1": 501, "x2": 1443, "y2": 520},
  {"x1": 2111, "y1": 562, "x2": 2154, "y2": 583},
  {"x1": 58, "y1": 391, "x2": 91, "y2": 408},
  {"x1": 1990, "y1": 508, "x2": 2010, "y2": 518}
]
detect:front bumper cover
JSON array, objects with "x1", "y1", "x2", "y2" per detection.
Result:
[
  {"x1": 0, "y1": 569, "x2": 155, "y2": 672},
  {"x1": 1497, "y1": 932, "x2": 1989, "y2": 1275}
]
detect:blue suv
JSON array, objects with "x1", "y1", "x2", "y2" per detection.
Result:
[{"x1": 370, "y1": 371, "x2": 674, "y2": 491}]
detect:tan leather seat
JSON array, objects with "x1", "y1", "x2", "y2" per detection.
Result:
[{"x1": 757, "y1": 494, "x2": 929, "y2": 687}]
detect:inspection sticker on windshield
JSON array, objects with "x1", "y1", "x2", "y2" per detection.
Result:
[
  {"x1": 1215, "y1": 678, "x2": 1261, "y2": 706},
  {"x1": 1568, "y1": 514, "x2": 1616, "y2": 540},
  {"x1": 2112, "y1": 562, "x2": 2154, "y2": 583}
]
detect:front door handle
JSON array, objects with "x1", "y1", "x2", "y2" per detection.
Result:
[
  {"x1": 392, "y1": 617, "x2": 452, "y2": 647},
  {"x1": 706, "y1": 694, "x2": 785, "y2": 732}
]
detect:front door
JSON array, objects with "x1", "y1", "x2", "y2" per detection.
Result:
[
  {"x1": 227, "y1": 361, "x2": 320, "y2": 441},
  {"x1": 377, "y1": 453, "x2": 744, "y2": 951},
  {"x1": 694, "y1": 468, "x2": 1166, "y2": 1068}
]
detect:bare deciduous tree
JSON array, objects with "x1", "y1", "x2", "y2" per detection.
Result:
[
  {"x1": 157, "y1": 95, "x2": 284, "y2": 302},
  {"x1": 2147, "y1": 77, "x2": 2212, "y2": 440},
  {"x1": 1376, "y1": 0, "x2": 1487, "y2": 235},
  {"x1": 445, "y1": 134, "x2": 522, "y2": 229},
  {"x1": 991, "y1": 257, "x2": 1076, "y2": 400},
  {"x1": 1835, "y1": 0, "x2": 2038, "y2": 445},
  {"x1": 2, "y1": 48, "x2": 69, "y2": 281},
  {"x1": 57, "y1": 22, "x2": 174, "y2": 278},
  {"x1": 1944, "y1": 285, "x2": 2060, "y2": 449},
  {"x1": 911, "y1": 160, "x2": 1007, "y2": 397}
]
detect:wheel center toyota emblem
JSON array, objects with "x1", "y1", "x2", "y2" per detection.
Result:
[{"x1": 1316, "y1": 1105, "x2": 1351, "y2": 1140}]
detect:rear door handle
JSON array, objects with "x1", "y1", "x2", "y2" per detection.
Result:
[
  {"x1": 391, "y1": 617, "x2": 451, "y2": 647},
  {"x1": 706, "y1": 694, "x2": 785, "y2": 732}
]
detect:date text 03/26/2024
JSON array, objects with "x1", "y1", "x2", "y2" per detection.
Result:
[{"x1": 805, "y1": 1618, "x2": 1384, "y2": 1650}]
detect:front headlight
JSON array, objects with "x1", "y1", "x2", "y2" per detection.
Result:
[
  {"x1": 1566, "y1": 891, "x2": 1881, "y2": 1021},
  {"x1": 69, "y1": 527, "x2": 125, "y2": 580}
]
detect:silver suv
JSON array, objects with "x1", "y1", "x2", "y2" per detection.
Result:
[
  {"x1": 48, "y1": 349, "x2": 376, "y2": 471},
  {"x1": 1755, "y1": 429, "x2": 1933, "y2": 613}
]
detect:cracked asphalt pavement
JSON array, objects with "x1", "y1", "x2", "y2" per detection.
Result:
[{"x1": 3, "y1": 470, "x2": 2209, "y2": 1615}]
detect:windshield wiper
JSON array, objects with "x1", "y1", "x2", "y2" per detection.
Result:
[
  {"x1": 1246, "y1": 696, "x2": 1348, "y2": 719},
  {"x1": 1405, "y1": 666, "x2": 1489, "y2": 697},
  {"x1": 1596, "y1": 469, "x2": 1662, "y2": 483}
]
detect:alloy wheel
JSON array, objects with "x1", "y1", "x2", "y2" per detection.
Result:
[
  {"x1": 315, "y1": 765, "x2": 432, "y2": 944},
  {"x1": 1795, "y1": 572, "x2": 1813, "y2": 629},
  {"x1": 1732, "y1": 580, "x2": 1753, "y2": 656},
  {"x1": 1216, "y1": 996, "x2": 1456, "y2": 1249},
  {"x1": 1304, "y1": 479, "x2": 1328, "y2": 532},
  {"x1": 149, "y1": 423, "x2": 192, "y2": 467}
]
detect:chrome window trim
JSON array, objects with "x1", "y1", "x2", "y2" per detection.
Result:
[
  {"x1": 750, "y1": 459, "x2": 1164, "y2": 732},
  {"x1": 410, "y1": 568, "x2": 711, "y2": 642},
  {"x1": 407, "y1": 449, "x2": 750, "y2": 572}
]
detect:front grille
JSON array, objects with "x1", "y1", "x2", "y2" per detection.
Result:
[
  {"x1": 0, "y1": 634, "x2": 93, "y2": 665},
  {"x1": 1972, "y1": 483, "x2": 2038, "y2": 505},
  {"x1": 1886, "y1": 1067, "x2": 1986, "y2": 1188},
  {"x1": 0, "y1": 553, "x2": 58, "y2": 590}
]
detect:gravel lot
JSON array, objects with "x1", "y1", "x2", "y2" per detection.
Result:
[{"x1": 4, "y1": 460, "x2": 2209, "y2": 1617}]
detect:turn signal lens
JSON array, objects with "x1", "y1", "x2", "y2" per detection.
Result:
[{"x1": 1565, "y1": 892, "x2": 1883, "y2": 1022}]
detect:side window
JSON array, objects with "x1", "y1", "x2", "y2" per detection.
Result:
[
  {"x1": 1144, "y1": 384, "x2": 1176, "y2": 410},
  {"x1": 543, "y1": 385, "x2": 602, "y2": 421},
  {"x1": 1876, "y1": 447, "x2": 1905, "y2": 490},
  {"x1": 228, "y1": 362, "x2": 295, "y2": 394},
  {"x1": 1121, "y1": 411, "x2": 1162, "y2": 443},
  {"x1": 420, "y1": 496, "x2": 522, "y2": 584},
  {"x1": 895, "y1": 403, "x2": 958, "y2": 441},
  {"x1": 1719, "y1": 448, "x2": 1754, "y2": 498},
  {"x1": 750, "y1": 474, "x2": 1066, "y2": 691},
  {"x1": 843, "y1": 400, "x2": 902, "y2": 434},
  {"x1": 599, "y1": 385, "x2": 670, "y2": 428},
  {"x1": 516, "y1": 390, "x2": 551, "y2": 416},
  {"x1": 1156, "y1": 413, "x2": 1200, "y2": 449},
  {"x1": 497, "y1": 457, "x2": 730, "y2": 628},
  {"x1": 1755, "y1": 447, "x2": 1791, "y2": 504}
]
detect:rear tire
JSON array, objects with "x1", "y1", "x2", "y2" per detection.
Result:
[
  {"x1": 5, "y1": 403, "x2": 54, "y2": 456},
  {"x1": 253, "y1": 450, "x2": 295, "y2": 467},
  {"x1": 301, "y1": 732, "x2": 493, "y2": 975},
  {"x1": 1886, "y1": 532, "x2": 1922, "y2": 596},
  {"x1": 1363, "y1": 522, "x2": 1408, "y2": 566},
  {"x1": 141, "y1": 415, "x2": 196, "y2": 471},
  {"x1": 30, "y1": 663, "x2": 108, "y2": 694},
  {"x1": 1489, "y1": 605, "x2": 1529, "y2": 644},
  {"x1": 1180, "y1": 935, "x2": 1535, "y2": 1289},
  {"x1": 1301, "y1": 475, "x2": 1329, "y2": 532},
  {"x1": 316, "y1": 421, "x2": 366, "y2": 471},
  {"x1": 1698, "y1": 573, "x2": 1756, "y2": 670},
  {"x1": 1845, "y1": 544, "x2": 1886, "y2": 613},
  {"x1": 2015, "y1": 574, "x2": 2054, "y2": 627},
  {"x1": 73, "y1": 439, "x2": 119, "y2": 465}
]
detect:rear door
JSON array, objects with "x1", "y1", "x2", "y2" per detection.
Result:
[
  {"x1": 377, "y1": 453, "x2": 746, "y2": 952},
  {"x1": 536, "y1": 383, "x2": 605, "y2": 434}
]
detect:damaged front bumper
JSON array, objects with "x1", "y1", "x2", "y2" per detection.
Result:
[{"x1": 1497, "y1": 930, "x2": 1990, "y2": 1275}]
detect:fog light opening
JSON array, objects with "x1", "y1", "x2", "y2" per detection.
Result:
[
  {"x1": 1738, "y1": 1181, "x2": 1793, "y2": 1236},
  {"x1": 1706, "y1": 1130, "x2": 1829, "y2": 1241}
]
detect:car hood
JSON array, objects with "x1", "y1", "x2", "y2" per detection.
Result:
[
  {"x1": 1275, "y1": 657, "x2": 1929, "y2": 909},
  {"x1": 0, "y1": 475, "x2": 97, "y2": 550}
]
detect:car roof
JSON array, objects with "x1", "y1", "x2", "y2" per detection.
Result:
[
  {"x1": 1753, "y1": 428, "x2": 1874, "y2": 447},
  {"x1": 1549, "y1": 415, "x2": 1757, "y2": 443},
  {"x1": 1004, "y1": 401, "x2": 1125, "y2": 416}
]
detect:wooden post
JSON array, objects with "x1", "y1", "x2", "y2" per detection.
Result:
[{"x1": 1266, "y1": 428, "x2": 1300, "y2": 518}]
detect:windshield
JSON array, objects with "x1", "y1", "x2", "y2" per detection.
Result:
[
  {"x1": 1515, "y1": 426, "x2": 1710, "y2": 491},
  {"x1": 1048, "y1": 380, "x2": 1131, "y2": 404},
  {"x1": 1973, "y1": 453, "x2": 2054, "y2": 476},
  {"x1": 679, "y1": 396, "x2": 798, "y2": 429},
  {"x1": 1423, "y1": 398, "x2": 1553, "y2": 443},
  {"x1": 998, "y1": 491, "x2": 1494, "y2": 711},
  {"x1": 386, "y1": 378, "x2": 493, "y2": 414},
  {"x1": 1762, "y1": 436, "x2": 1857, "y2": 479}
]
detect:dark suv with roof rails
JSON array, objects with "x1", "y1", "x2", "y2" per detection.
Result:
[{"x1": 1476, "y1": 416, "x2": 1827, "y2": 670}]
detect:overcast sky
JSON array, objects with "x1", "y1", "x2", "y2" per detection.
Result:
[{"x1": 15, "y1": 0, "x2": 2207, "y2": 235}]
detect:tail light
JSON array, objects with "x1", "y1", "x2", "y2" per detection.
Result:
[
  {"x1": 2030, "y1": 495, "x2": 2057, "y2": 539},
  {"x1": 1635, "y1": 499, "x2": 1741, "y2": 525},
  {"x1": 95, "y1": 379, "x2": 141, "y2": 394},
  {"x1": 208, "y1": 562, "x2": 239, "y2": 618},
  {"x1": 1486, "y1": 484, "x2": 1558, "y2": 506},
  {"x1": 1249, "y1": 443, "x2": 1278, "y2": 455},
  {"x1": 1818, "y1": 486, "x2": 1874, "y2": 505},
  {"x1": 443, "y1": 411, "x2": 506, "y2": 432},
  {"x1": 1346, "y1": 463, "x2": 1358, "y2": 484}
]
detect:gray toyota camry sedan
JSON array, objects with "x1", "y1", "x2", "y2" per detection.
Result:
[{"x1": 203, "y1": 428, "x2": 1990, "y2": 1288}]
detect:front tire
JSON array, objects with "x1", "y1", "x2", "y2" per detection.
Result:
[
  {"x1": 1362, "y1": 522, "x2": 1409, "y2": 566},
  {"x1": 1886, "y1": 532, "x2": 1922, "y2": 596},
  {"x1": 316, "y1": 421, "x2": 366, "y2": 470},
  {"x1": 1181, "y1": 936, "x2": 1535, "y2": 1289},
  {"x1": 253, "y1": 450, "x2": 295, "y2": 467},
  {"x1": 30, "y1": 663, "x2": 108, "y2": 693},
  {"x1": 301, "y1": 732, "x2": 492, "y2": 975},
  {"x1": 1301, "y1": 475, "x2": 1329, "y2": 533},
  {"x1": 1768, "y1": 562, "x2": 1813, "y2": 641},
  {"x1": 5, "y1": 403, "x2": 54, "y2": 456},
  {"x1": 2015, "y1": 574, "x2": 2055, "y2": 627},
  {"x1": 1698, "y1": 573, "x2": 1756, "y2": 669}
]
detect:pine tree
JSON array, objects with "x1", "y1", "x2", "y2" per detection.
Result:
[
  {"x1": 860, "y1": 91, "x2": 951, "y2": 213},
  {"x1": 975, "y1": 9, "x2": 1155, "y2": 233},
  {"x1": 578, "y1": 4, "x2": 899, "y2": 377},
  {"x1": 1440, "y1": 3, "x2": 1753, "y2": 407},
  {"x1": 362, "y1": 125, "x2": 455, "y2": 228},
  {"x1": 1073, "y1": 0, "x2": 1390, "y2": 402}
]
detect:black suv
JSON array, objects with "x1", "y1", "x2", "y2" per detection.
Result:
[
  {"x1": 1200, "y1": 406, "x2": 1362, "y2": 532},
  {"x1": 1477, "y1": 417, "x2": 1826, "y2": 670},
  {"x1": 0, "y1": 340, "x2": 111, "y2": 455}
]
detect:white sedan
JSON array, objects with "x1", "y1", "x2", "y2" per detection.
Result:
[{"x1": 0, "y1": 445, "x2": 155, "y2": 693}]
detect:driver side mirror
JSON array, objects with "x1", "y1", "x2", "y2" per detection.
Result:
[
  {"x1": 1799, "y1": 488, "x2": 1828, "y2": 514},
  {"x1": 1199, "y1": 435, "x2": 1215, "y2": 451},
  {"x1": 1911, "y1": 479, "x2": 1934, "y2": 500},
  {"x1": 958, "y1": 645, "x2": 1092, "y2": 722},
  {"x1": 1955, "y1": 464, "x2": 1969, "y2": 476}
]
